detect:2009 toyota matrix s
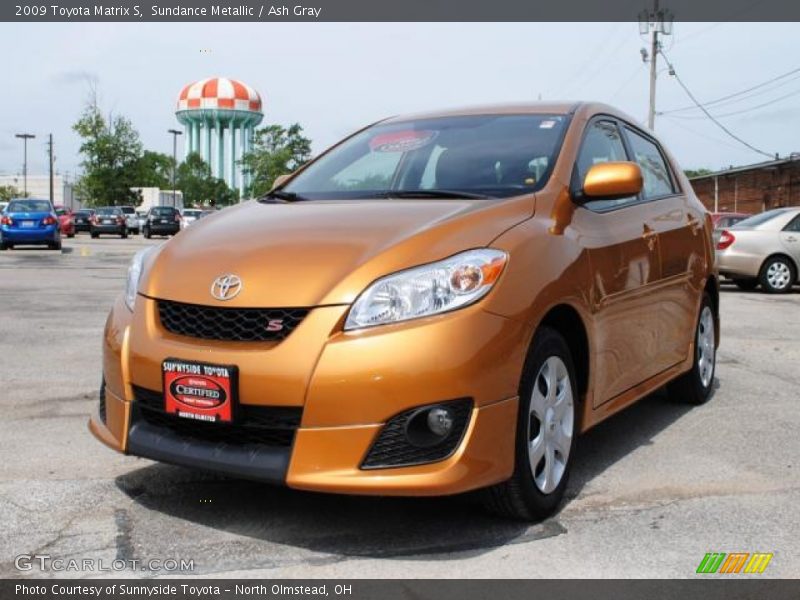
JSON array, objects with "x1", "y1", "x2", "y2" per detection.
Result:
[{"x1": 89, "y1": 102, "x2": 719, "y2": 520}]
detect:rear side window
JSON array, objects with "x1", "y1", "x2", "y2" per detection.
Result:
[
  {"x1": 783, "y1": 214, "x2": 800, "y2": 232},
  {"x1": 575, "y1": 120, "x2": 634, "y2": 211},
  {"x1": 624, "y1": 127, "x2": 676, "y2": 199}
]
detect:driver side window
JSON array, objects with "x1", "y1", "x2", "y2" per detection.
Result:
[{"x1": 576, "y1": 120, "x2": 636, "y2": 211}]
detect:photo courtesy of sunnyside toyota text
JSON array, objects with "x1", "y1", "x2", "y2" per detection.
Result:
[{"x1": 0, "y1": 1, "x2": 798, "y2": 598}]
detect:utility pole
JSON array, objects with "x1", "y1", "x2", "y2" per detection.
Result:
[
  {"x1": 639, "y1": 1, "x2": 673, "y2": 130},
  {"x1": 47, "y1": 134, "x2": 54, "y2": 206},
  {"x1": 15, "y1": 133, "x2": 35, "y2": 196},
  {"x1": 167, "y1": 129, "x2": 183, "y2": 208}
]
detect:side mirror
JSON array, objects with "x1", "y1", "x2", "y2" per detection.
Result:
[
  {"x1": 579, "y1": 161, "x2": 643, "y2": 202},
  {"x1": 272, "y1": 174, "x2": 292, "y2": 189}
]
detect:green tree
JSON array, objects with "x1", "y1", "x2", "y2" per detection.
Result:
[
  {"x1": 133, "y1": 151, "x2": 174, "y2": 189},
  {"x1": 240, "y1": 123, "x2": 312, "y2": 197},
  {"x1": 0, "y1": 185, "x2": 26, "y2": 202},
  {"x1": 177, "y1": 153, "x2": 238, "y2": 207},
  {"x1": 73, "y1": 100, "x2": 144, "y2": 207}
]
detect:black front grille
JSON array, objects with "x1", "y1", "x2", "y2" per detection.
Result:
[
  {"x1": 157, "y1": 299, "x2": 308, "y2": 342},
  {"x1": 361, "y1": 399, "x2": 473, "y2": 469},
  {"x1": 131, "y1": 385, "x2": 302, "y2": 447}
]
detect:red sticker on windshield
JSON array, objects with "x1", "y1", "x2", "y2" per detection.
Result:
[{"x1": 369, "y1": 130, "x2": 438, "y2": 153}]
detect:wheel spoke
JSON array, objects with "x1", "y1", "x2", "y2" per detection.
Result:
[{"x1": 529, "y1": 433, "x2": 545, "y2": 474}]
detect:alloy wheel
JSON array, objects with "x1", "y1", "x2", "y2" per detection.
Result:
[
  {"x1": 766, "y1": 261, "x2": 792, "y2": 290},
  {"x1": 528, "y1": 356, "x2": 574, "y2": 494},
  {"x1": 697, "y1": 306, "x2": 715, "y2": 388}
]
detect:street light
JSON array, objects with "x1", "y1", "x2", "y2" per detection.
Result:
[
  {"x1": 167, "y1": 129, "x2": 182, "y2": 208},
  {"x1": 15, "y1": 133, "x2": 35, "y2": 196}
]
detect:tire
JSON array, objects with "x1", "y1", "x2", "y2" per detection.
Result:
[
  {"x1": 91, "y1": 232, "x2": 98, "y2": 239},
  {"x1": 667, "y1": 293, "x2": 716, "y2": 405},
  {"x1": 483, "y1": 327, "x2": 578, "y2": 521},
  {"x1": 733, "y1": 278, "x2": 758, "y2": 291},
  {"x1": 67, "y1": 233, "x2": 75, "y2": 239},
  {"x1": 759, "y1": 256, "x2": 796, "y2": 294},
  {"x1": 0, "y1": 241, "x2": 8, "y2": 251}
]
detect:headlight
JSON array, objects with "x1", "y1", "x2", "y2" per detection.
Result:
[
  {"x1": 344, "y1": 248, "x2": 508, "y2": 330},
  {"x1": 124, "y1": 246, "x2": 156, "y2": 311}
]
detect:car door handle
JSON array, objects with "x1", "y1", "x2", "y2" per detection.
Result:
[{"x1": 642, "y1": 224, "x2": 658, "y2": 251}]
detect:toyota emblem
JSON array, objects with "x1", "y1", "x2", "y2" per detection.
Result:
[{"x1": 210, "y1": 274, "x2": 243, "y2": 301}]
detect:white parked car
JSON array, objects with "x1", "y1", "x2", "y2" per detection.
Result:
[{"x1": 181, "y1": 208, "x2": 203, "y2": 229}]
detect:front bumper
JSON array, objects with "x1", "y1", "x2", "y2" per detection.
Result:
[
  {"x1": 89, "y1": 295, "x2": 529, "y2": 495},
  {"x1": 1, "y1": 225, "x2": 59, "y2": 243}
]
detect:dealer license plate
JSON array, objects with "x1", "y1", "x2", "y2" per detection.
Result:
[{"x1": 162, "y1": 359, "x2": 237, "y2": 423}]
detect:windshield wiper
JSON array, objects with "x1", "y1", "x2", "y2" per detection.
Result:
[
  {"x1": 381, "y1": 189, "x2": 491, "y2": 200},
  {"x1": 258, "y1": 189, "x2": 307, "y2": 203}
]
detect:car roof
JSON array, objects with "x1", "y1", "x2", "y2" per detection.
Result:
[{"x1": 381, "y1": 101, "x2": 635, "y2": 124}]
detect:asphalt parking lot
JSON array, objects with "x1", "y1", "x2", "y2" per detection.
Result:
[{"x1": 0, "y1": 234, "x2": 798, "y2": 579}]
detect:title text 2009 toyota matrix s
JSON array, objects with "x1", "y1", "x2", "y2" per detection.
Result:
[{"x1": 89, "y1": 102, "x2": 719, "y2": 520}]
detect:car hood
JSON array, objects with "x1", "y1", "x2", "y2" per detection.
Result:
[{"x1": 141, "y1": 197, "x2": 533, "y2": 307}]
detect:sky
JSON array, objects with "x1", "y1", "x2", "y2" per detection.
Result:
[{"x1": 0, "y1": 22, "x2": 798, "y2": 181}]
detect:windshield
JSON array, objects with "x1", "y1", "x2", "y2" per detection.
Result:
[
  {"x1": 733, "y1": 209, "x2": 789, "y2": 228},
  {"x1": 96, "y1": 207, "x2": 121, "y2": 216},
  {"x1": 8, "y1": 199, "x2": 52, "y2": 213},
  {"x1": 119, "y1": 206, "x2": 135, "y2": 214},
  {"x1": 152, "y1": 207, "x2": 176, "y2": 216},
  {"x1": 283, "y1": 114, "x2": 568, "y2": 200},
  {"x1": 55, "y1": 209, "x2": 68, "y2": 216},
  {"x1": 183, "y1": 210, "x2": 201, "y2": 217}
]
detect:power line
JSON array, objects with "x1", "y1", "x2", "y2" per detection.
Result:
[
  {"x1": 664, "y1": 86, "x2": 800, "y2": 120},
  {"x1": 660, "y1": 66, "x2": 800, "y2": 114},
  {"x1": 658, "y1": 49, "x2": 774, "y2": 159}
]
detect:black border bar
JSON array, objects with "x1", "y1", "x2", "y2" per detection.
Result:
[{"x1": 4, "y1": 0, "x2": 800, "y2": 22}]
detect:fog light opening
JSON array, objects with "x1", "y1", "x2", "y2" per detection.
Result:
[{"x1": 405, "y1": 405, "x2": 455, "y2": 448}]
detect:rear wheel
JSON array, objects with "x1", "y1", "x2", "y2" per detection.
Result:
[
  {"x1": 67, "y1": 233, "x2": 75, "y2": 239},
  {"x1": 733, "y1": 278, "x2": 758, "y2": 291},
  {"x1": 667, "y1": 293, "x2": 716, "y2": 405},
  {"x1": 483, "y1": 327, "x2": 577, "y2": 521},
  {"x1": 759, "y1": 256, "x2": 795, "y2": 293}
]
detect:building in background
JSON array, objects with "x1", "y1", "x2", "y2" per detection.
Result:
[
  {"x1": 0, "y1": 174, "x2": 64, "y2": 205},
  {"x1": 689, "y1": 156, "x2": 800, "y2": 215},
  {"x1": 176, "y1": 77, "x2": 264, "y2": 198}
]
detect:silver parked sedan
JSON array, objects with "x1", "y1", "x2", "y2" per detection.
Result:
[{"x1": 716, "y1": 207, "x2": 800, "y2": 293}]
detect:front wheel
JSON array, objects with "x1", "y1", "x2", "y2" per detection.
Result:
[
  {"x1": 483, "y1": 327, "x2": 577, "y2": 521},
  {"x1": 667, "y1": 293, "x2": 716, "y2": 405},
  {"x1": 759, "y1": 256, "x2": 795, "y2": 293}
]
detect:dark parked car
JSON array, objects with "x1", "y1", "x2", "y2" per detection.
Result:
[
  {"x1": 90, "y1": 207, "x2": 128, "y2": 239},
  {"x1": 143, "y1": 206, "x2": 181, "y2": 238},
  {"x1": 73, "y1": 209, "x2": 95, "y2": 233}
]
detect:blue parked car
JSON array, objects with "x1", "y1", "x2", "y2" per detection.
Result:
[{"x1": 0, "y1": 198, "x2": 62, "y2": 251}]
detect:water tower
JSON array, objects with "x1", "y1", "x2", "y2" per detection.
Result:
[{"x1": 176, "y1": 77, "x2": 263, "y2": 198}]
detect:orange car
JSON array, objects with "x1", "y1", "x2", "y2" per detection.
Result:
[{"x1": 89, "y1": 102, "x2": 718, "y2": 520}]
